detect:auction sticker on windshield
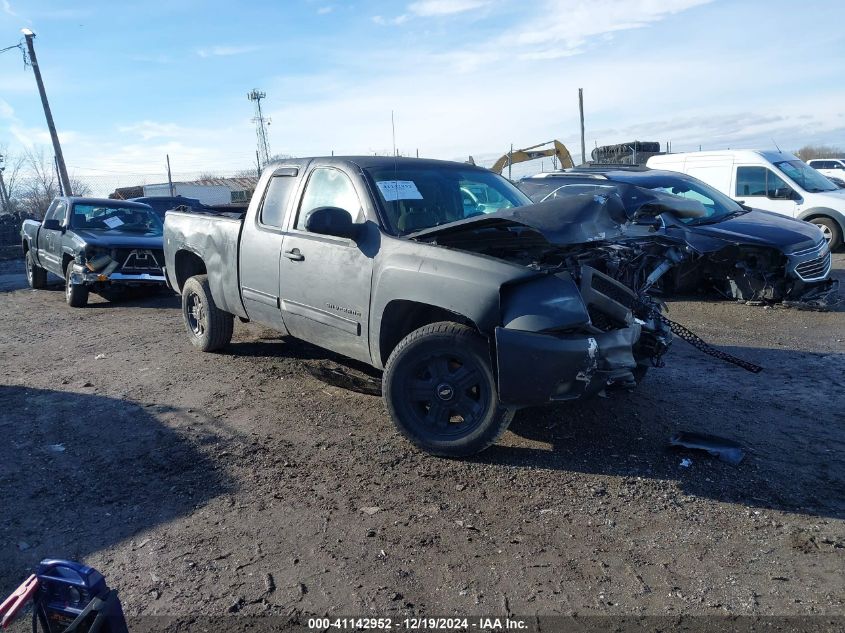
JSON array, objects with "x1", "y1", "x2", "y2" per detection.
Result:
[
  {"x1": 377, "y1": 180, "x2": 423, "y2": 201},
  {"x1": 103, "y1": 216, "x2": 125, "y2": 228}
]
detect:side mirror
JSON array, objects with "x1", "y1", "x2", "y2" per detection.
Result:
[
  {"x1": 304, "y1": 206, "x2": 358, "y2": 240},
  {"x1": 43, "y1": 219, "x2": 62, "y2": 231},
  {"x1": 770, "y1": 187, "x2": 796, "y2": 201}
]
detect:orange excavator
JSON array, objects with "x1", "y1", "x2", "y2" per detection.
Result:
[{"x1": 471, "y1": 139, "x2": 575, "y2": 175}]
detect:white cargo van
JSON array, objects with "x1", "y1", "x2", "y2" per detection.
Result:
[{"x1": 647, "y1": 150, "x2": 845, "y2": 248}]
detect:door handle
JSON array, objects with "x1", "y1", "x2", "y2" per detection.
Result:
[{"x1": 283, "y1": 248, "x2": 304, "y2": 261}]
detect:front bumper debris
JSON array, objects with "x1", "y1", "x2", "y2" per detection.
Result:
[
  {"x1": 70, "y1": 263, "x2": 166, "y2": 287},
  {"x1": 495, "y1": 324, "x2": 641, "y2": 407}
]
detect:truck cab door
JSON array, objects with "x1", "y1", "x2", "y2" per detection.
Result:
[
  {"x1": 39, "y1": 200, "x2": 68, "y2": 274},
  {"x1": 734, "y1": 166, "x2": 799, "y2": 218},
  {"x1": 278, "y1": 164, "x2": 375, "y2": 364},
  {"x1": 238, "y1": 167, "x2": 301, "y2": 331}
]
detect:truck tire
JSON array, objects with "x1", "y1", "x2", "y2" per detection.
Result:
[
  {"x1": 809, "y1": 217, "x2": 842, "y2": 250},
  {"x1": 383, "y1": 321, "x2": 514, "y2": 457},
  {"x1": 182, "y1": 274, "x2": 233, "y2": 352},
  {"x1": 25, "y1": 250, "x2": 47, "y2": 289},
  {"x1": 65, "y1": 266, "x2": 89, "y2": 308}
]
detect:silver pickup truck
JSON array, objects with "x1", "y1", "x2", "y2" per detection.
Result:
[{"x1": 163, "y1": 157, "x2": 673, "y2": 456}]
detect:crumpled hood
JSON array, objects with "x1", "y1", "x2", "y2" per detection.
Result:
[
  {"x1": 410, "y1": 191, "x2": 632, "y2": 245},
  {"x1": 685, "y1": 210, "x2": 822, "y2": 252},
  {"x1": 72, "y1": 229, "x2": 164, "y2": 250}
]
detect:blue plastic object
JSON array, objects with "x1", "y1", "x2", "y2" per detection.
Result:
[{"x1": 34, "y1": 559, "x2": 126, "y2": 633}]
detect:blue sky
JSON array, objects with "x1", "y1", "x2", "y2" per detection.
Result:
[{"x1": 1, "y1": 0, "x2": 844, "y2": 183}]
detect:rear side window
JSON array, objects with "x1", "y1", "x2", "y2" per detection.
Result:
[
  {"x1": 260, "y1": 175, "x2": 297, "y2": 228},
  {"x1": 736, "y1": 167, "x2": 787, "y2": 197}
]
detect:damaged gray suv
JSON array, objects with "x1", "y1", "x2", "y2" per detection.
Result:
[{"x1": 164, "y1": 157, "x2": 681, "y2": 456}]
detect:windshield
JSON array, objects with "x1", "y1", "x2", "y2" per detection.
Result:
[
  {"x1": 774, "y1": 160, "x2": 838, "y2": 193},
  {"x1": 365, "y1": 164, "x2": 531, "y2": 234},
  {"x1": 70, "y1": 204, "x2": 163, "y2": 234},
  {"x1": 610, "y1": 173, "x2": 745, "y2": 224}
]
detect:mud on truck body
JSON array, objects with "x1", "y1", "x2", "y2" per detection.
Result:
[{"x1": 163, "y1": 157, "x2": 689, "y2": 456}]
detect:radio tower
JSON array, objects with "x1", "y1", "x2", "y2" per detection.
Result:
[{"x1": 247, "y1": 89, "x2": 271, "y2": 169}]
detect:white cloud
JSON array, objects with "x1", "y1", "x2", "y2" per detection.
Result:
[
  {"x1": 0, "y1": 98, "x2": 14, "y2": 120},
  {"x1": 436, "y1": 0, "x2": 715, "y2": 71},
  {"x1": 408, "y1": 0, "x2": 490, "y2": 16},
  {"x1": 317, "y1": 5, "x2": 333, "y2": 14},
  {"x1": 375, "y1": 0, "x2": 489, "y2": 25},
  {"x1": 2, "y1": 0, "x2": 16, "y2": 16},
  {"x1": 372, "y1": 14, "x2": 409, "y2": 26},
  {"x1": 196, "y1": 44, "x2": 261, "y2": 58}
]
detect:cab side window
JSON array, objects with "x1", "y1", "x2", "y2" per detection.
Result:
[
  {"x1": 259, "y1": 174, "x2": 297, "y2": 228},
  {"x1": 46, "y1": 201, "x2": 67, "y2": 224},
  {"x1": 296, "y1": 167, "x2": 362, "y2": 231},
  {"x1": 736, "y1": 167, "x2": 788, "y2": 198}
]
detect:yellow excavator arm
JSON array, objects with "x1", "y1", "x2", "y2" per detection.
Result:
[{"x1": 489, "y1": 140, "x2": 575, "y2": 175}]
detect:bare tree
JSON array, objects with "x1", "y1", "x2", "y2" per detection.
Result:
[
  {"x1": 12, "y1": 148, "x2": 91, "y2": 218},
  {"x1": 795, "y1": 144, "x2": 844, "y2": 161},
  {"x1": 0, "y1": 144, "x2": 26, "y2": 214}
]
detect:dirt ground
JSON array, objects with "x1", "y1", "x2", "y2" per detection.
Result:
[{"x1": 1, "y1": 254, "x2": 843, "y2": 630}]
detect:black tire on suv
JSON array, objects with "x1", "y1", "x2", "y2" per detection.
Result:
[
  {"x1": 383, "y1": 321, "x2": 514, "y2": 457},
  {"x1": 181, "y1": 274, "x2": 234, "y2": 352}
]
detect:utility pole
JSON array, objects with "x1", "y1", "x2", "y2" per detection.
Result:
[
  {"x1": 578, "y1": 88, "x2": 586, "y2": 166},
  {"x1": 247, "y1": 89, "x2": 271, "y2": 168},
  {"x1": 21, "y1": 29, "x2": 72, "y2": 196},
  {"x1": 0, "y1": 153, "x2": 10, "y2": 212},
  {"x1": 166, "y1": 154, "x2": 174, "y2": 196},
  {"x1": 54, "y1": 156, "x2": 63, "y2": 196}
]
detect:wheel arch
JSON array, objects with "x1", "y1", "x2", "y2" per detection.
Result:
[
  {"x1": 173, "y1": 249, "x2": 207, "y2": 293},
  {"x1": 376, "y1": 299, "x2": 480, "y2": 369},
  {"x1": 62, "y1": 253, "x2": 74, "y2": 275},
  {"x1": 798, "y1": 207, "x2": 845, "y2": 234}
]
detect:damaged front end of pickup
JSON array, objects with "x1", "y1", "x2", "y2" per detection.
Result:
[
  {"x1": 411, "y1": 192, "x2": 682, "y2": 407},
  {"x1": 411, "y1": 189, "x2": 763, "y2": 407},
  {"x1": 495, "y1": 265, "x2": 671, "y2": 407},
  {"x1": 69, "y1": 245, "x2": 167, "y2": 290}
]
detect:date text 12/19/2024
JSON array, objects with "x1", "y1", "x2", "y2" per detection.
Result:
[{"x1": 308, "y1": 617, "x2": 529, "y2": 631}]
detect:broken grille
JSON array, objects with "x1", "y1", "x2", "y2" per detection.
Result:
[
  {"x1": 119, "y1": 249, "x2": 164, "y2": 273},
  {"x1": 795, "y1": 251, "x2": 831, "y2": 282},
  {"x1": 589, "y1": 271, "x2": 635, "y2": 309}
]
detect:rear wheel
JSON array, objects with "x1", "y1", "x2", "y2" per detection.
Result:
[
  {"x1": 810, "y1": 217, "x2": 842, "y2": 250},
  {"x1": 65, "y1": 265, "x2": 89, "y2": 307},
  {"x1": 383, "y1": 322, "x2": 514, "y2": 457},
  {"x1": 25, "y1": 250, "x2": 47, "y2": 289},
  {"x1": 181, "y1": 274, "x2": 233, "y2": 352}
]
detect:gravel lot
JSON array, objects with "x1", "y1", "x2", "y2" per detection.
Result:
[{"x1": 1, "y1": 255, "x2": 843, "y2": 629}]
